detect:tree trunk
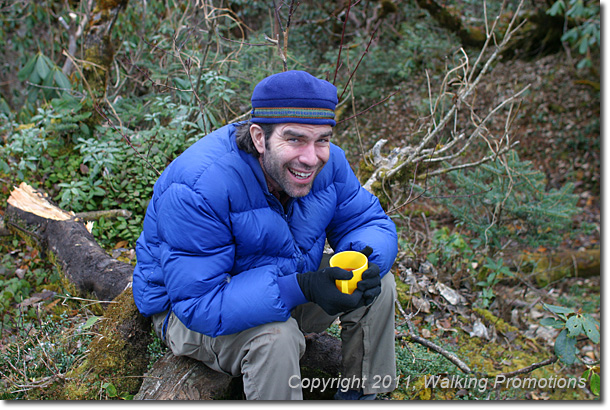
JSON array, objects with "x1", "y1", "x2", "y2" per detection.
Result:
[
  {"x1": 415, "y1": 0, "x2": 566, "y2": 59},
  {"x1": 4, "y1": 182, "x2": 343, "y2": 400},
  {"x1": 414, "y1": 0, "x2": 486, "y2": 48},
  {"x1": 83, "y1": 0, "x2": 130, "y2": 101}
]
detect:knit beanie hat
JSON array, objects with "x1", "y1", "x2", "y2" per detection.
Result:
[{"x1": 250, "y1": 70, "x2": 338, "y2": 127}]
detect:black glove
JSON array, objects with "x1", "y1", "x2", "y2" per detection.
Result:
[
  {"x1": 360, "y1": 246, "x2": 374, "y2": 258},
  {"x1": 357, "y1": 246, "x2": 381, "y2": 305},
  {"x1": 357, "y1": 262, "x2": 381, "y2": 305},
  {"x1": 296, "y1": 267, "x2": 365, "y2": 316}
]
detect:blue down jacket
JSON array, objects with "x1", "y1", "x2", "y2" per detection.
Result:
[{"x1": 133, "y1": 123, "x2": 397, "y2": 337}]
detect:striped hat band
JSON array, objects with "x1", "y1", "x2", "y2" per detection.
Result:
[{"x1": 251, "y1": 107, "x2": 335, "y2": 120}]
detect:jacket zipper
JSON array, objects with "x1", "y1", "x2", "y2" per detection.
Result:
[{"x1": 267, "y1": 193, "x2": 305, "y2": 269}]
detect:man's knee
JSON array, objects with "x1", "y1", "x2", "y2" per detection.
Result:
[{"x1": 246, "y1": 319, "x2": 306, "y2": 360}]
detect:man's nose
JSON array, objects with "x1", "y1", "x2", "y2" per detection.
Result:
[{"x1": 298, "y1": 143, "x2": 318, "y2": 166}]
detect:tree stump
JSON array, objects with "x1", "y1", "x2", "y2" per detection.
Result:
[{"x1": 134, "y1": 353, "x2": 239, "y2": 400}]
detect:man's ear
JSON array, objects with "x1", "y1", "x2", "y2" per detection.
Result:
[{"x1": 250, "y1": 124, "x2": 266, "y2": 155}]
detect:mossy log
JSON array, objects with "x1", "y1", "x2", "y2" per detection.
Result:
[
  {"x1": 63, "y1": 287, "x2": 154, "y2": 399},
  {"x1": 4, "y1": 182, "x2": 343, "y2": 400},
  {"x1": 517, "y1": 248, "x2": 601, "y2": 288}
]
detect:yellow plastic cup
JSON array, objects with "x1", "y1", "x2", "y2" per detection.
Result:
[{"x1": 330, "y1": 251, "x2": 368, "y2": 294}]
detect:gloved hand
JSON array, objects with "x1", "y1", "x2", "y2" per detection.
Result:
[
  {"x1": 357, "y1": 262, "x2": 381, "y2": 305},
  {"x1": 296, "y1": 267, "x2": 365, "y2": 316},
  {"x1": 357, "y1": 246, "x2": 381, "y2": 305}
]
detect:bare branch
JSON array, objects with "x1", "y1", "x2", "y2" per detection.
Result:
[
  {"x1": 423, "y1": 142, "x2": 519, "y2": 178},
  {"x1": 492, "y1": 356, "x2": 558, "y2": 379},
  {"x1": 338, "y1": 22, "x2": 380, "y2": 101},
  {"x1": 337, "y1": 89, "x2": 401, "y2": 126}
]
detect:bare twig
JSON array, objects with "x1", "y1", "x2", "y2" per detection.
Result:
[
  {"x1": 271, "y1": 0, "x2": 300, "y2": 71},
  {"x1": 333, "y1": 0, "x2": 353, "y2": 84},
  {"x1": 492, "y1": 356, "x2": 558, "y2": 379},
  {"x1": 423, "y1": 142, "x2": 519, "y2": 178},
  {"x1": 337, "y1": 90, "x2": 401, "y2": 125},
  {"x1": 338, "y1": 22, "x2": 380, "y2": 101}
]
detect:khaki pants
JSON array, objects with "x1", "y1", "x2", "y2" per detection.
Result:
[{"x1": 152, "y1": 272, "x2": 397, "y2": 400}]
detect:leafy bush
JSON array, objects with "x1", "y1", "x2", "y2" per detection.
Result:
[
  {"x1": 547, "y1": 0, "x2": 600, "y2": 69},
  {"x1": 18, "y1": 53, "x2": 72, "y2": 103},
  {"x1": 540, "y1": 303, "x2": 600, "y2": 396}
]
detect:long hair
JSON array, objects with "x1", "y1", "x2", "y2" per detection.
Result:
[{"x1": 235, "y1": 122, "x2": 276, "y2": 157}]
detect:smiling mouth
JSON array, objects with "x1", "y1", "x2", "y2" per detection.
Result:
[{"x1": 288, "y1": 168, "x2": 313, "y2": 180}]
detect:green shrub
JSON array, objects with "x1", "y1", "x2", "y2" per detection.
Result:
[{"x1": 433, "y1": 151, "x2": 580, "y2": 251}]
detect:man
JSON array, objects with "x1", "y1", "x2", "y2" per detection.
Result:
[{"x1": 133, "y1": 70, "x2": 398, "y2": 400}]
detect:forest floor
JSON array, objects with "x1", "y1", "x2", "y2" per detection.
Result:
[{"x1": 348, "y1": 52, "x2": 601, "y2": 400}]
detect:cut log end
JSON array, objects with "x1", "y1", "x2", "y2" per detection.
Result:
[{"x1": 5, "y1": 182, "x2": 133, "y2": 302}]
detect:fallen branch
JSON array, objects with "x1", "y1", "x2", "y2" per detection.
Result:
[
  {"x1": 395, "y1": 299, "x2": 472, "y2": 373},
  {"x1": 395, "y1": 293, "x2": 560, "y2": 380},
  {"x1": 395, "y1": 319, "x2": 559, "y2": 378},
  {"x1": 75, "y1": 209, "x2": 132, "y2": 221}
]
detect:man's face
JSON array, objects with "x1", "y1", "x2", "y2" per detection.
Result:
[{"x1": 251, "y1": 123, "x2": 332, "y2": 198}]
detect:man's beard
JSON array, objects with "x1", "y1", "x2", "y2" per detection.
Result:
[{"x1": 260, "y1": 151, "x2": 324, "y2": 198}]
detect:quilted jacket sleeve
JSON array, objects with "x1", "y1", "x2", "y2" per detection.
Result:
[
  {"x1": 326, "y1": 147, "x2": 398, "y2": 276},
  {"x1": 155, "y1": 182, "x2": 296, "y2": 337}
]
